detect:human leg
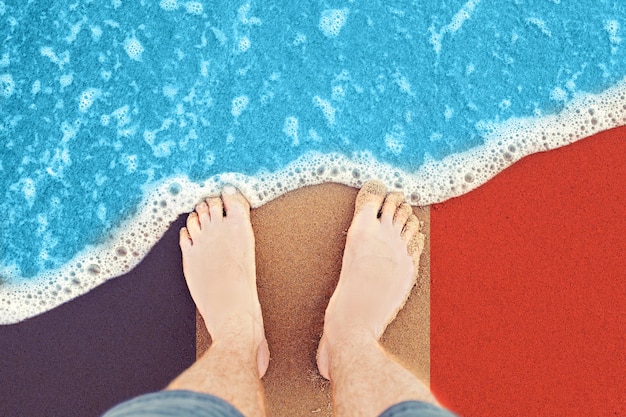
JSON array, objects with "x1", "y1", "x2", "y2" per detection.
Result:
[
  {"x1": 165, "y1": 186, "x2": 269, "y2": 417},
  {"x1": 317, "y1": 180, "x2": 449, "y2": 417}
]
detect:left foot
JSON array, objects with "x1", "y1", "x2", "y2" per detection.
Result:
[{"x1": 179, "y1": 185, "x2": 270, "y2": 378}]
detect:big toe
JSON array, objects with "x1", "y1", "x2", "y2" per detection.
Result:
[
  {"x1": 354, "y1": 180, "x2": 387, "y2": 218},
  {"x1": 221, "y1": 185, "x2": 251, "y2": 219}
]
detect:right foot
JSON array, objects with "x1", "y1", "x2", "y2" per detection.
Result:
[{"x1": 317, "y1": 180, "x2": 425, "y2": 380}]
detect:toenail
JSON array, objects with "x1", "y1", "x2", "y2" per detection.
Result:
[{"x1": 223, "y1": 185, "x2": 237, "y2": 195}]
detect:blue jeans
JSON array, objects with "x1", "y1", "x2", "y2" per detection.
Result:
[{"x1": 102, "y1": 390, "x2": 458, "y2": 417}]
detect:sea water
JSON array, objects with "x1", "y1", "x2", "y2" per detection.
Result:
[{"x1": 1, "y1": 0, "x2": 625, "y2": 324}]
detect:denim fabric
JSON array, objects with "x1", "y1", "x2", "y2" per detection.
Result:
[
  {"x1": 102, "y1": 390, "x2": 245, "y2": 417},
  {"x1": 378, "y1": 400, "x2": 459, "y2": 417}
]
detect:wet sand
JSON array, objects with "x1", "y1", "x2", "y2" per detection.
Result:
[{"x1": 197, "y1": 183, "x2": 431, "y2": 417}]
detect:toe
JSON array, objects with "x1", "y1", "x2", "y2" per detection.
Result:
[
  {"x1": 195, "y1": 201, "x2": 210, "y2": 227},
  {"x1": 393, "y1": 202, "x2": 413, "y2": 231},
  {"x1": 221, "y1": 185, "x2": 251, "y2": 219},
  {"x1": 401, "y1": 214, "x2": 420, "y2": 242},
  {"x1": 408, "y1": 230, "x2": 426, "y2": 257},
  {"x1": 207, "y1": 197, "x2": 224, "y2": 222},
  {"x1": 186, "y1": 212, "x2": 201, "y2": 239},
  {"x1": 179, "y1": 227, "x2": 192, "y2": 248},
  {"x1": 380, "y1": 192, "x2": 405, "y2": 225},
  {"x1": 402, "y1": 215, "x2": 425, "y2": 258},
  {"x1": 354, "y1": 180, "x2": 387, "y2": 218}
]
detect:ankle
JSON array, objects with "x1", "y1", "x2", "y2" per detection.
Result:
[
  {"x1": 324, "y1": 325, "x2": 378, "y2": 359},
  {"x1": 208, "y1": 313, "x2": 264, "y2": 347}
]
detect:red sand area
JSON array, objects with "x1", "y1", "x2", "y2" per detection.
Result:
[{"x1": 430, "y1": 126, "x2": 626, "y2": 416}]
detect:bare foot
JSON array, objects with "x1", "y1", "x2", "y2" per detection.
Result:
[
  {"x1": 317, "y1": 180, "x2": 425, "y2": 380},
  {"x1": 179, "y1": 185, "x2": 270, "y2": 378}
]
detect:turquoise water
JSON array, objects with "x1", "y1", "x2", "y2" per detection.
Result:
[{"x1": 1, "y1": 0, "x2": 625, "y2": 321}]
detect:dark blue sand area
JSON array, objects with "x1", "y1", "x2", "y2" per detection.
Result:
[{"x1": 1, "y1": 0, "x2": 625, "y2": 279}]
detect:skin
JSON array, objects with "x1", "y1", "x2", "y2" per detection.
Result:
[{"x1": 167, "y1": 180, "x2": 442, "y2": 417}]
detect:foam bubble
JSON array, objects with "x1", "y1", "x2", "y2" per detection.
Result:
[
  {"x1": 308, "y1": 129, "x2": 322, "y2": 142},
  {"x1": 143, "y1": 129, "x2": 157, "y2": 144},
  {"x1": 78, "y1": 88, "x2": 101, "y2": 112},
  {"x1": 31, "y1": 80, "x2": 41, "y2": 95},
  {"x1": 604, "y1": 19, "x2": 622, "y2": 45},
  {"x1": 184, "y1": 1, "x2": 203, "y2": 15},
  {"x1": 65, "y1": 17, "x2": 87, "y2": 44},
  {"x1": 0, "y1": 53, "x2": 9, "y2": 67},
  {"x1": 448, "y1": 0, "x2": 480, "y2": 32},
  {"x1": 331, "y1": 85, "x2": 345, "y2": 101},
  {"x1": 21, "y1": 178, "x2": 36, "y2": 207},
  {"x1": 238, "y1": 36, "x2": 251, "y2": 53},
  {"x1": 526, "y1": 17, "x2": 552, "y2": 37},
  {"x1": 444, "y1": 105, "x2": 454, "y2": 120},
  {"x1": 159, "y1": 0, "x2": 178, "y2": 11},
  {"x1": 59, "y1": 74, "x2": 73, "y2": 88},
  {"x1": 112, "y1": 105, "x2": 131, "y2": 126},
  {"x1": 122, "y1": 154, "x2": 138, "y2": 173},
  {"x1": 430, "y1": 0, "x2": 480, "y2": 54},
  {"x1": 384, "y1": 125, "x2": 406, "y2": 155},
  {"x1": 238, "y1": 3, "x2": 261, "y2": 25},
  {"x1": 204, "y1": 151, "x2": 215, "y2": 165},
  {"x1": 393, "y1": 73, "x2": 414, "y2": 95},
  {"x1": 231, "y1": 95, "x2": 249, "y2": 117},
  {"x1": 39, "y1": 47, "x2": 70, "y2": 69},
  {"x1": 0, "y1": 73, "x2": 14, "y2": 98},
  {"x1": 312, "y1": 95, "x2": 336, "y2": 125},
  {"x1": 200, "y1": 60, "x2": 210, "y2": 77},
  {"x1": 283, "y1": 116, "x2": 299, "y2": 146},
  {"x1": 91, "y1": 26, "x2": 103, "y2": 41},
  {"x1": 96, "y1": 204, "x2": 107, "y2": 222},
  {"x1": 112, "y1": 0, "x2": 122, "y2": 9},
  {"x1": 499, "y1": 99, "x2": 511, "y2": 110},
  {"x1": 550, "y1": 86, "x2": 568, "y2": 101},
  {"x1": 152, "y1": 140, "x2": 176, "y2": 158},
  {"x1": 319, "y1": 8, "x2": 349, "y2": 38},
  {"x1": 293, "y1": 33, "x2": 306, "y2": 46},
  {"x1": 162, "y1": 84, "x2": 178, "y2": 98},
  {"x1": 123, "y1": 37, "x2": 144, "y2": 61}
]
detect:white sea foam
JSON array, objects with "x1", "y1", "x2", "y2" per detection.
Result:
[
  {"x1": 0, "y1": 53, "x2": 9, "y2": 67},
  {"x1": 237, "y1": 36, "x2": 251, "y2": 53},
  {"x1": 1, "y1": 79, "x2": 626, "y2": 324},
  {"x1": 430, "y1": 0, "x2": 481, "y2": 55},
  {"x1": 283, "y1": 116, "x2": 299, "y2": 145},
  {"x1": 159, "y1": 0, "x2": 178, "y2": 12},
  {"x1": 319, "y1": 8, "x2": 349, "y2": 38},
  {"x1": 123, "y1": 37, "x2": 144, "y2": 61},
  {"x1": 312, "y1": 95, "x2": 336, "y2": 125},
  {"x1": 78, "y1": 88, "x2": 101, "y2": 112},
  {"x1": 231, "y1": 95, "x2": 249, "y2": 117},
  {"x1": 184, "y1": 1, "x2": 203, "y2": 15},
  {"x1": 0, "y1": 73, "x2": 14, "y2": 98}
]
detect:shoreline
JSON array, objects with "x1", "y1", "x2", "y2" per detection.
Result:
[{"x1": 2, "y1": 78, "x2": 626, "y2": 324}]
